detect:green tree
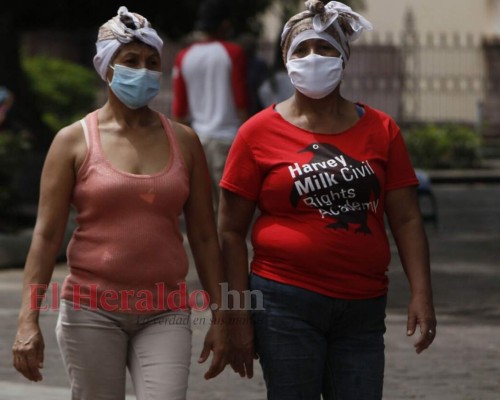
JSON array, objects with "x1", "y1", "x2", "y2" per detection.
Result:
[{"x1": 23, "y1": 56, "x2": 99, "y2": 133}]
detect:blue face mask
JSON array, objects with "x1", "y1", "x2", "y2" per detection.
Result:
[{"x1": 109, "y1": 64, "x2": 162, "y2": 109}]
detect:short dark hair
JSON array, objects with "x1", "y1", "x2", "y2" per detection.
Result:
[{"x1": 195, "y1": 0, "x2": 232, "y2": 33}]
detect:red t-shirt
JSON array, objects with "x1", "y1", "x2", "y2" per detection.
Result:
[{"x1": 220, "y1": 104, "x2": 419, "y2": 299}]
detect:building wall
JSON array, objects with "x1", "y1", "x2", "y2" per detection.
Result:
[
  {"x1": 359, "y1": 0, "x2": 496, "y2": 125},
  {"x1": 261, "y1": 0, "x2": 500, "y2": 43},
  {"x1": 362, "y1": 0, "x2": 495, "y2": 40},
  {"x1": 490, "y1": 0, "x2": 500, "y2": 36}
]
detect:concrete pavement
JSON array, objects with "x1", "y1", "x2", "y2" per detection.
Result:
[{"x1": 1, "y1": 184, "x2": 500, "y2": 399}]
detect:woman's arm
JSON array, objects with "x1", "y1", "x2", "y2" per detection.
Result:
[
  {"x1": 13, "y1": 124, "x2": 80, "y2": 381},
  {"x1": 218, "y1": 188, "x2": 257, "y2": 378},
  {"x1": 175, "y1": 123, "x2": 229, "y2": 379},
  {"x1": 385, "y1": 186, "x2": 437, "y2": 354}
]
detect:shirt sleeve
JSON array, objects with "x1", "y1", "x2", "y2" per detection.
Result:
[
  {"x1": 222, "y1": 43, "x2": 249, "y2": 111},
  {"x1": 171, "y1": 50, "x2": 189, "y2": 119},
  {"x1": 385, "y1": 122, "x2": 419, "y2": 191},
  {"x1": 220, "y1": 132, "x2": 262, "y2": 201}
]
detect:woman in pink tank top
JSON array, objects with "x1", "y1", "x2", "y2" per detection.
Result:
[{"x1": 12, "y1": 7, "x2": 231, "y2": 399}]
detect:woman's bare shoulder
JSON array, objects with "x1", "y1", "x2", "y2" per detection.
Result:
[
  {"x1": 47, "y1": 120, "x2": 87, "y2": 169},
  {"x1": 168, "y1": 119, "x2": 204, "y2": 173},
  {"x1": 53, "y1": 120, "x2": 86, "y2": 147},
  {"x1": 169, "y1": 119, "x2": 199, "y2": 145}
]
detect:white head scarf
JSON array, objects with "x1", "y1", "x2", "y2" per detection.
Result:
[
  {"x1": 93, "y1": 6, "x2": 163, "y2": 81},
  {"x1": 281, "y1": 1, "x2": 373, "y2": 63}
]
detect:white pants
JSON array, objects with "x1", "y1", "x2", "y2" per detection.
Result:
[{"x1": 56, "y1": 300, "x2": 192, "y2": 400}]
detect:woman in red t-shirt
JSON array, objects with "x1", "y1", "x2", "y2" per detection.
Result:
[{"x1": 219, "y1": 1, "x2": 437, "y2": 399}]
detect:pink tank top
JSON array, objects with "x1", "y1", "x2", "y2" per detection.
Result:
[{"x1": 61, "y1": 110, "x2": 190, "y2": 313}]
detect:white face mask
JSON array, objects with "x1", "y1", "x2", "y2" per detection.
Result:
[{"x1": 286, "y1": 53, "x2": 343, "y2": 99}]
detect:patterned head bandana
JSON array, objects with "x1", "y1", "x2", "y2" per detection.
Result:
[
  {"x1": 93, "y1": 6, "x2": 164, "y2": 81},
  {"x1": 281, "y1": 0, "x2": 373, "y2": 64}
]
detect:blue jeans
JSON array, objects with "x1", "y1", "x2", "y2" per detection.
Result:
[{"x1": 250, "y1": 274, "x2": 386, "y2": 400}]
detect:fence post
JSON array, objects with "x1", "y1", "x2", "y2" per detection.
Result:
[
  {"x1": 401, "y1": 8, "x2": 420, "y2": 124},
  {"x1": 482, "y1": 38, "x2": 500, "y2": 148}
]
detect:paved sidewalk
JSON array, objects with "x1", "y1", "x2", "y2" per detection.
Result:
[
  {"x1": 1, "y1": 184, "x2": 500, "y2": 399},
  {"x1": 2, "y1": 312, "x2": 499, "y2": 400}
]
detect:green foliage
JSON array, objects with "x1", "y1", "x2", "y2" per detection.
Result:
[
  {"x1": 0, "y1": 130, "x2": 31, "y2": 229},
  {"x1": 405, "y1": 124, "x2": 482, "y2": 169},
  {"x1": 22, "y1": 56, "x2": 98, "y2": 133}
]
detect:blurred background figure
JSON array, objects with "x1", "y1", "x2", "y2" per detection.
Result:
[
  {"x1": 238, "y1": 33, "x2": 269, "y2": 116},
  {"x1": 171, "y1": 0, "x2": 249, "y2": 209},
  {"x1": 0, "y1": 86, "x2": 14, "y2": 128},
  {"x1": 257, "y1": 36, "x2": 295, "y2": 108}
]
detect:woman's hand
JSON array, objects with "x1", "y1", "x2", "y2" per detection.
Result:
[
  {"x1": 406, "y1": 293, "x2": 437, "y2": 354},
  {"x1": 218, "y1": 190, "x2": 258, "y2": 378},
  {"x1": 173, "y1": 123, "x2": 231, "y2": 379},
  {"x1": 228, "y1": 310, "x2": 257, "y2": 378},
  {"x1": 385, "y1": 187, "x2": 436, "y2": 354},
  {"x1": 12, "y1": 323, "x2": 45, "y2": 381},
  {"x1": 198, "y1": 311, "x2": 230, "y2": 379}
]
